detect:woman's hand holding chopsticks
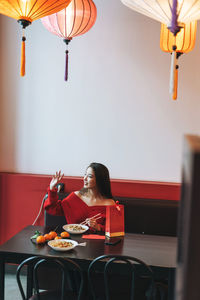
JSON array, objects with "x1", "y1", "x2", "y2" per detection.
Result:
[{"x1": 81, "y1": 213, "x2": 103, "y2": 231}]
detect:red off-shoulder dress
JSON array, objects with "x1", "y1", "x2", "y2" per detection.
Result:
[{"x1": 44, "y1": 188, "x2": 106, "y2": 231}]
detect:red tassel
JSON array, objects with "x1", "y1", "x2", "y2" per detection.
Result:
[
  {"x1": 20, "y1": 36, "x2": 26, "y2": 77},
  {"x1": 65, "y1": 50, "x2": 68, "y2": 81},
  {"x1": 115, "y1": 201, "x2": 120, "y2": 211}
]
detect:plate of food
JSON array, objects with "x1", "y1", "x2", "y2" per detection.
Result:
[
  {"x1": 48, "y1": 239, "x2": 78, "y2": 251},
  {"x1": 63, "y1": 224, "x2": 89, "y2": 234}
]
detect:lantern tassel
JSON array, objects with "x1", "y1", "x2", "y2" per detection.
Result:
[
  {"x1": 65, "y1": 49, "x2": 69, "y2": 81},
  {"x1": 169, "y1": 45, "x2": 177, "y2": 97},
  {"x1": 63, "y1": 39, "x2": 71, "y2": 81},
  {"x1": 20, "y1": 36, "x2": 26, "y2": 77},
  {"x1": 173, "y1": 65, "x2": 178, "y2": 100}
]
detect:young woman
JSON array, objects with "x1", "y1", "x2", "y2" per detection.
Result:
[{"x1": 44, "y1": 162, "x2": 116, "y2": 232}]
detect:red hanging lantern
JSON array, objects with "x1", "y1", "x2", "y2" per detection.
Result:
[
  {"x1": 41, "y1": 0, "x2": 97, "y2": 81},
  {"x1": 0, "y1": 0, "x2": 72, "y2": 77}
]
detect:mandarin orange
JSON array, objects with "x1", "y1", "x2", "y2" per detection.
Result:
[
  {"x1": 44, "y1": 233, "x2": 51, "y2": 241},
  {"x1": 60, "y1": 231, "x2": 70, "y2": 238},
  {"x1": 48, "y1": 231, "x2": 57, "y2": 240},
  {"x1": 36, "y1": 235, "x2": 45, "y2": 244}
]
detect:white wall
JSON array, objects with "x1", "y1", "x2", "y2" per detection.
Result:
[{"x1": 0, "y1": 0, "x2": 200, "y2": 182}]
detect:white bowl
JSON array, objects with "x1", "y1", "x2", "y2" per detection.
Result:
[
  {"x1": 48, "y1": 239, "x2": 78, "y2": 252},
  {"x1": 63, "y1": 224, "x2": 89, "y2": 235}
]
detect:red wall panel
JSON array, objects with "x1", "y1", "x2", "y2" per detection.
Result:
[{"x1": 0, "y1": 172, "x2": 180, "y2": 245}]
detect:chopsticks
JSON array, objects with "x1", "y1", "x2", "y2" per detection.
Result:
[{"x1": 80, "y1": 213, "x2": 103, "y2": 225}]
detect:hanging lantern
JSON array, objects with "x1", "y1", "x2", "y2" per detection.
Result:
[
  {"x1": 160, "y1": 21, "x2": 197, "y2": 100},
  {"x1": 121, "y1": 0, "x2": 200, "y2": 28},
  {"x1": 121, "y1": 0, "x2": 200, "y2": 100},
  {"x1": 160, "y1": 22, "x2": 197, "y2": 54},
  {"x1": 0, "y1": 0, "x2": 72, "y2": 76},
  {"x1": 41, "y1": 0, "x2": 97, "y2": 81}
]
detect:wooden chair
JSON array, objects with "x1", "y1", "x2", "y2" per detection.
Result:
[
  {"x1": 88, "y1": 254, "x2": 157, "y2": 300},
  {"x1": 16, "y1": 256, "x2": 84, "y2": 300},
  {"x1": 43, "y1": 183, "x2": 68, "y2": 229}
]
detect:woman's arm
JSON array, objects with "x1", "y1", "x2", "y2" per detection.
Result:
[{"x1": 44, "y1": 187, "x2": 64, "y2": 216}]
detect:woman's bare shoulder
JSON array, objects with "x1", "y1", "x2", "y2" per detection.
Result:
[
  {"x1": 103, "y1": 199, "x2": 116, "y2": 205},
  {"x1": 74, "y1": 191, "x2": 83, "y2": 199}
]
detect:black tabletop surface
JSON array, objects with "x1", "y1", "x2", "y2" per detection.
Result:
[{"x1": 0, "y1": 225, "x2": 177, "y2": 268}]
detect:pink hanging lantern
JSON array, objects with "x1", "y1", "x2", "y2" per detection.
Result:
[{"x1": 41, "y1": 0, "x2": 97, "y2": 81}]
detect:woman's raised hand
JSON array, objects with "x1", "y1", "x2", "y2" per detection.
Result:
[{"x1": 50, "y1": 170, "x2": 64, "y2": 191}]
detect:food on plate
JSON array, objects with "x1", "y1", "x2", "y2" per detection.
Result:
[
  {"x1": 67, "y1": 224, "x2": 85, "y2": 231},
  {"x1": 50, "y1": 240, "x2": 73, "y2": 248},
  {"x1": 60, "y1": 231, "x2": 70, "y2": 238},
  {"x1": 36, "y1": 235, "x2": 45, "y2": 244},
  {"x1": 63, "y1": 224, "x2": 88, "y2": 234}
]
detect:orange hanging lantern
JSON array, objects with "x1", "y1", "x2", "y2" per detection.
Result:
[
  {"x1": 121, "y1": 0, "x2": 200, "y2": 101},
  {"x1": 0, "y1": 0, "x2": 72, "y2": 76},
  {"x1": 160, "y1": 21, "x2": 197, "y2": 100},
  {"x1": 41, "y1": 0, "x2": 97, "y2": 81}
]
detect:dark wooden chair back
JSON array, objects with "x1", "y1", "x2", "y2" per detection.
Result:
[
  {"x1": 16, "y1": 256, "x2": 84, "y2": 300},
  {"x1": 88, "y1": 254, "x2": 156, "y2": 300},
  {"x1": 44, "y1": 191, "x2": 68, "y2": 228}
]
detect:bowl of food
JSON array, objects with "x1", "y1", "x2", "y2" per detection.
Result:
[
  {"x1": 48, "y1": 239, "x2": 78, "y2": 251},
  {"x1": 63, "y1": 224, "x2": 89, "y2": 234}
]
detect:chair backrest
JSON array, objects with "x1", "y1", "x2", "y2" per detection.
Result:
[
  {"x1": 44, "y1": 210, "x2": 67, "y2": 228},
  {"x1": 16, "y1": 256, "x2": 84, "y2": 300},
  {"x1": 88, "y1": 254, "x2": 156, "y2": 300},
  {"x1": 44, "y1": 188, "x2": 69, "y2": 227}
]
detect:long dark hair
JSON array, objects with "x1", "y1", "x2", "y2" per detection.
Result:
[{"x1": 80, "y1": 162, "x2": 113, "y2": 199}]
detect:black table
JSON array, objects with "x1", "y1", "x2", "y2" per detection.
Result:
[{"x1": 0, "y1": 225, "x2": 177, "y2": 300}]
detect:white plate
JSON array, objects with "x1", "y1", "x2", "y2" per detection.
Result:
[
  {"x1": 63, "y1": 224, "x2": 89, "y2": 234},
  {"x1": 48, "y1": 239, "x2": 78, "y2": 252}
]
